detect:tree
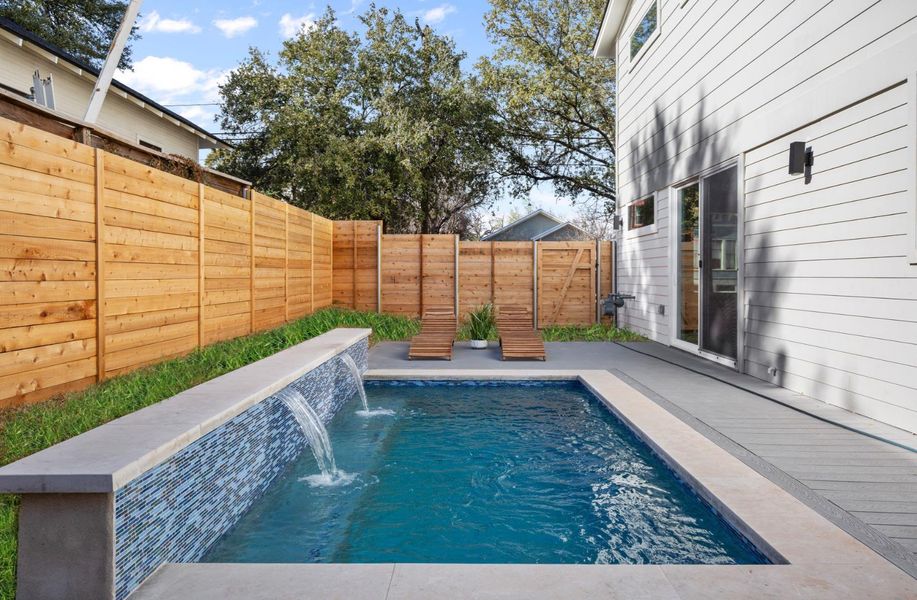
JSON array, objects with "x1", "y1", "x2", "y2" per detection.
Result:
[
  {"x1": 208, "y1": 6, "x2": 501, "y2": 234},
  {"x1": 477, "y1": 0, "x2": 616, "y2": 218},
  {"x1": 0, "y1": 0, "x2": 139, "y2": 70}
]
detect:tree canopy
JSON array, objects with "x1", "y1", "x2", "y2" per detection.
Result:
[
  {"x1": 208, "y1": 6, "x2": 501, "y2": 234},
  {"x1": 477, "y1": 0, "x2": 616, "y2": 218},
  {"x1": 0, "y1": 0, "x2": 139, "y2": 70}
]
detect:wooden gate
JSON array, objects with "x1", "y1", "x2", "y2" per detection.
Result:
[{"x1": 537, "y1": 241, "x2": 596, "y2": 328}]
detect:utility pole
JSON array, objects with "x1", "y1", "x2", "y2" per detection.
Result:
[{"x1": 83, "y1": 0, "x2": 143, "y2": 123}]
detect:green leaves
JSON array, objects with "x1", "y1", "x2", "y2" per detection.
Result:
[
  {"x1": 477, "y1": 0, "x2": 616, "y2": 218},
  {"x1": 208, "y1": 6, "x2": 500, "y2": 235},
  {"x1": 0, "y1": 0, "x2": 140, "y2": 70},
  {"x1": 466, "y1": 303, "x2": 496, "y2": 341}
]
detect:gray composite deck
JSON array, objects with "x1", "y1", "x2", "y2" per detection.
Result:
[{"x1": 369, "y1": 341, "x2": 917, "y2": 578}]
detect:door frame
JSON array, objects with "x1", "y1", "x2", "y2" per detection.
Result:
[{"x1": 667, "y1": 158, "x2": 745, "y2": 370}]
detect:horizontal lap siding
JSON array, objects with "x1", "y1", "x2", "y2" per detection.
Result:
[
  {"x1": 102, "y1": 154, "x2": 200, "y2": 377},
  {"x1": 458, "y1": 242, "x2": 494, "y2": 318},
  {"x1": 380, "y1": 235, "x2": 422, "y2": 317},
  {"x1": 616, "y1": 0, "x2": 917, "y2": 195},
  {"x1": 251, "y1": 193, "x2": 286, "y2": 332},
  {"x1": 743, "y1": 84, "x2": 917, "y2": 432},
  {"x1": 0, "y1": 119, "x2": 97, "y2": 406},
  {"x1": 494, "y1": 242, "x2": 535, "y2": 321},
  {"x1": 0, "y1": 114, "x2": 337, "y2": 407},
  {"x1": 203, "y1": 188, "x2": 251, "y2": 345},
  {"x1": 422, "y1": 235, "x2": 457, "y2": 313},
  {"x1": 538, "y1": 242, "x2": 596, "y2": 327},
  {"x1": 614, "y1": 0, "x2": 917, "y2": 431},
  {"x1": 287, "y1": 210, "x2": 313, "y2": 319},
  {"x1": 312, "y1": 216, "x2": 334, "y2": 310},
  {"x1": 332, "y1": 220, "x2": 381, "y2": 311},
  {"x1": 616, "y1": 190, "x2": 670, "y2": 341}
]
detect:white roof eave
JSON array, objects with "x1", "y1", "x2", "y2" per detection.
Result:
[{"x1": 593, "y1": 0, "x2": 631, "y2": 58}]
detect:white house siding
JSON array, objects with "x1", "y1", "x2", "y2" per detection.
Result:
[
  {"x1": 612, "y1": 0, "x2": 917, "y2": 432},
  {"x1": 0, "y1": 37, "x2": 201, "y2": 159},
  {"x1": 743, "y1": 83, "x2": 917, "y2": 433},
  {"x1": 616, "y1": 188, "x2": 670, "y2": 340}
]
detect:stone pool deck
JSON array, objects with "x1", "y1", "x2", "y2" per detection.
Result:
[
  {"x1": 370, "y1": 341, "x2": 917, "y2": 579},
  {"x1": 131, "y1": 352, "x2": 917, "y2": 600}
]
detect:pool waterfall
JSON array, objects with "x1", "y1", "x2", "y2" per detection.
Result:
[
  {"x1": 339, "y1": 354, "x2": 369, "y2": 412},
  {"x1": 340, "y1": 353, "x2": 394, "y2": 417},
  {"x1": 278, "y1": 387, "x2": 340, "y2": 481}
]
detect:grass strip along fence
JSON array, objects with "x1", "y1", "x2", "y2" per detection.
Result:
[{"x1": 0, "y1": 308, "x2": 418, "y2": 599}]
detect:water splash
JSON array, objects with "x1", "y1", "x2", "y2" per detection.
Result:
[
  {"x1": 339, "y1": 354, "x2": 394, "y2": 417},
  {"x1": 339, "y1": 354, "x2": 369, "y2": 411},
  {"x1": 279, "y1": 387, "x2": 348, "y2": 482}
]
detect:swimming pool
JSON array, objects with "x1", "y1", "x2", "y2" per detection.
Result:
[{"x1": 204, "y1": 380, "x2": 766, "y2": 565}]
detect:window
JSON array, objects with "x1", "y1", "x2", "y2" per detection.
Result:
[
  {"x1": 630, "y1": 2, "x2": 658, "y2": 60},
  {"x1": 628, "y1": 196, "x2": 655, "y2": 230}
]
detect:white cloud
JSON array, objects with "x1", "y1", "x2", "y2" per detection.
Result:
[
  {"x1": 423, "y1": 4, "x2": 456, "y2": 25},
  {"x1": 279, "y1": 13, "x2": 316, "y2": 38},
  {"x1": 213, "y1": 16, "x2": 258, "y2": 38},
  {"x1": 116, "y1": 56, "x2": 227, "y2": 106},
  {"x1": 139, "y1": 11, "x2": 201, "y2": 34}
]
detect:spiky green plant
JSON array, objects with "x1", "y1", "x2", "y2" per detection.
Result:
[{"x1": 466, "y1": 304, "x2": 495, "y2": 340}]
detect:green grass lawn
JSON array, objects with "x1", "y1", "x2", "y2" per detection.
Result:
[
  {"x1": 456, "y1": 320, "x2": 644, "y2": 343},
  {"x1": 0, "y1": 308, "x2": 639, "y2": 598}
]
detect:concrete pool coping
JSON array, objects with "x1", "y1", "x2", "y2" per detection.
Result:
[{"x1": 130, "y1": 369, "x2": 917, "y2": 599}]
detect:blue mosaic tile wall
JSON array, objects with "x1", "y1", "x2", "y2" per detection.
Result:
[{"x1": 113, "y1": 339, "x2": 368, "y2": 600}]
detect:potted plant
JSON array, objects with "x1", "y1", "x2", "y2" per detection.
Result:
[{"x1": 467, "y1": 303, "x2": 494, "y2": 349}]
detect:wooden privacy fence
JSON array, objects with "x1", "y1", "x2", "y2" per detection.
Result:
[
  {"x1": 0, "y1": 112, "x2": 614, "y2": 409},
  {"x1": 331, "y1": 223, "x2": 614, "y2": 327},
  {"x1": 0, "y1": 115, "x2": 334, "y2": 408}
]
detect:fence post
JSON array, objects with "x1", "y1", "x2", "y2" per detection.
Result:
[
  {"x1": 94, "y1": 148, "x2": 106, "y2": 382},
  {"x1": 532, "y1": 240, "x2": 538, "y2": 329},
  {"x1": 249, "y1": 192, "x2": 255, "y2": 333},
  {"x1": 284, "y1": 203, "x2": 289, "y2": 322},
  {"x1": 454, "y1": 234, "x2": 459, "y2": 318},
  {"x1": 419, "y1": 234, "x2": 425, "y2": 317},
  {"x1": 310, "y1": 215, "x2": 315, "y2": 315},
  {"x1": 595, "y1": 239, "x2": 600, "y2": 324},
  {"x1": 198, "y1": 183, "x2": 205, "y2": 347},
  {"x1": 376, "y1": 225, "x2": 382, "y2": 313},
  {"x1": 490, "y1": 241, "x2": 495, "y2": 305},
  {"x1": 352, "y1": 220, "x2": 358, "y2": 309}
]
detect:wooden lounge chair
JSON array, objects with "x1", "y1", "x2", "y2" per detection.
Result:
[
  {"x1": 496, "y1": 306, "x2": 546, "y2": 361},
  {"x1": 408, "y1": 307, "x2": 457, "y2": 360}
]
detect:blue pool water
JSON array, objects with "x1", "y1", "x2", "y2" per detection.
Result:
[{"x1": 204, "y1": 381, "x2": 766, "y2": 565}]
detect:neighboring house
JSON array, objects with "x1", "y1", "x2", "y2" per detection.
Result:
[
  {"x1": 595, "y1": 1, "x2": 917, "y2": 433},
  {"x1": 0, "y1": 17, "x2": 225, "y2": 160},
  {"x1": 482, "y1": 209, "x2": 592, "y2": 241}
]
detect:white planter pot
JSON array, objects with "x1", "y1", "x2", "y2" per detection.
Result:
[{"x1": 469, "y1": 339, "x2": 488, "y2": 349}]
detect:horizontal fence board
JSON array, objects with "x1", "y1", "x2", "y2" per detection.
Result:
[{"x1": 0, "y1": 114, "x2": 338, "y2": 407}]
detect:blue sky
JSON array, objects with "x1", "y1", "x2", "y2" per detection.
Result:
[{"x1": 118, "y1": 0, "x2": 571, "y2": 221}]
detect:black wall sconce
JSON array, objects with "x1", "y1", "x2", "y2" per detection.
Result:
[{"x1": 789, "y1": 141, "x2": 814, "y2": 183}]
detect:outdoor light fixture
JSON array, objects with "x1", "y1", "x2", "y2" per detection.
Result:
[{"x1": 788, "y1": 141, "x2": 813, "y2": 175}]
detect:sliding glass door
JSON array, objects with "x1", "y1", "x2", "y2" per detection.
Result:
[
  {"x1": 676, "y1": 183, "x2": 700, "y2": 345},
  {"x1": 674, "y1": 165, "x2": 739, "y2": 362}
]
